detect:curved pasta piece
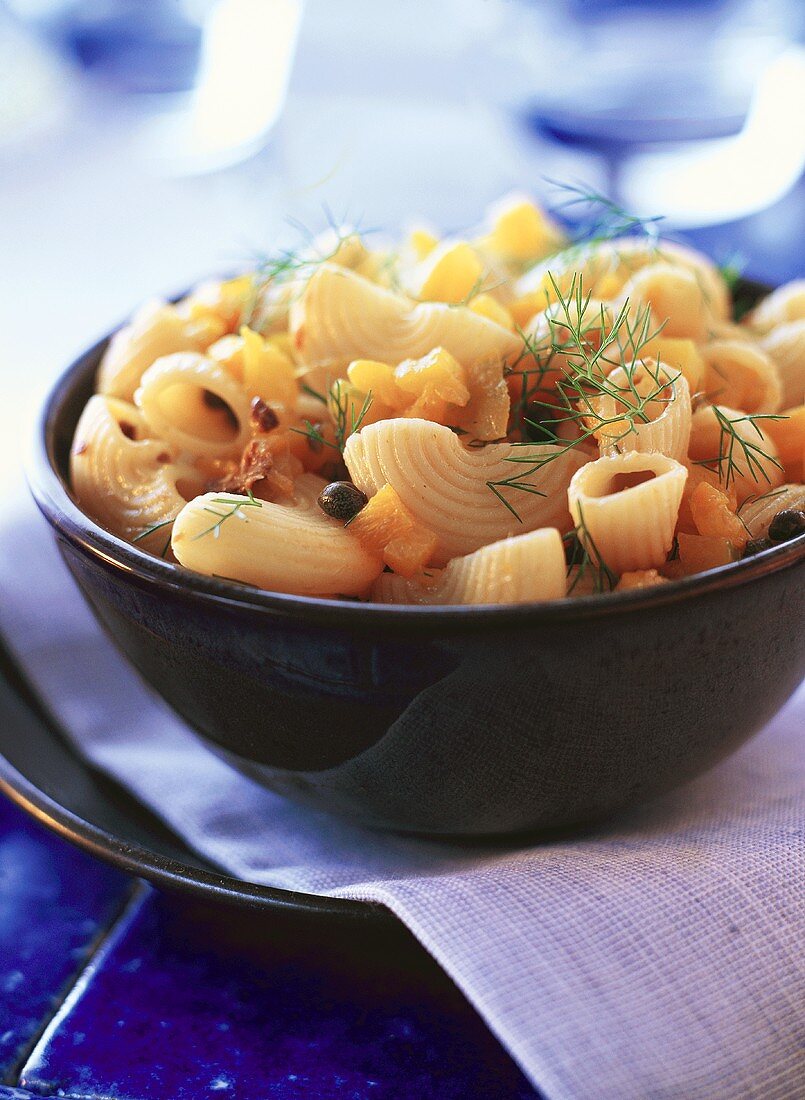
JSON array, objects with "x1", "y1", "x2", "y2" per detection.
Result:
[
  {"x1": 595, "y1": 362, "x2": 691, "y2": 463},
  {"x1": 516, "y1": 236, "x2": 729, "y2": 321},
  {"x1": 617, "y1": 262, "x2": 709, "y2": 340},
  {"x1": 171, "y1": 479, "x2": 382, "y2": 596},
  {"x1": 289, "y1": 264, "x2": 520, "y2": 371},
  {"x1": 344, "y1": 418, "x2": 586, "y2": 563},
  {"x1": 568, "y1": 452, "x2": 688, "y2": 573},
  {"x1": 372, "y1": 528, "x2": 567, "y2": 605},
  {"x1": 757, "y1": 322, "x2": 805, "y2": 410},
  {"x1": 702, "y1": 339, "x2": 782, "y2": 413},
  {"x1": 688, "y1": 404, "x2": 785, "y2": 502},
  {"x1": 97, "y1": 299, "x2": 222, "y2": 402},
  {"x1": 136, "y1": 352, "x2": 252, "y2": 460},
  {"x1": 70, "y1": 395, "x2": 202, "y2": 551},
  {"x1": 745, "y1": 280, "x2": 805, "y2": 334},
  {"x1": 738, "y1": 483, "x2": 805, "y2": 538}
]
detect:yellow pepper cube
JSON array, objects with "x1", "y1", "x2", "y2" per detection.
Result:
[
  {"x1": 394, "y1": 348, "x2": 470, "y2": 407},
  {"x1": 689, "y1": 481, "x2": 748, "y2": 550},
  {"x1": 349, "y1": 484, "x2": 438, "y2": 577},
  {"x1": 240, "y1": 326, "x2": 298, "y2": 410},
  {"x1": 643, "y1": 337, "x2": 705, "y2": 394},
  {"x1": 408, "y1": 227, "x2": 439, "y2": 261},
  {"x1": 509, "y1": 289, "x2": 555, "y2": 329},
  {"x1": 485, "y1": 197, "x2": 566, "y2": 263},
  {"x1": 347, "y1": 359, "x2": 404, "y2": 408},
  {"x1": 417, "y1": 242, "x2": 484, "y2": 304},
  {"x1": 469, "y1": 294, "x2": 515, "y2": 330},
  {"x1": 677, "y1": 532, "x2": 738, "y2": 574}
]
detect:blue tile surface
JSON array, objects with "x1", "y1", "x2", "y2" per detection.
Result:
[
  {"x1": 0, "y1": 796, "x2": 130, "y2": 1083},
  {"x1": 20, "y1": 890, "x2": 536, "y2": 1100}
]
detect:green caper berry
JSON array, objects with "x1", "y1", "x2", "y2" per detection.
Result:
[
  {"x1": 767, "y1": 509, "x2": 805, "y2": 543},
  {"x1": 317, "y1": 481, "x2": 368, "y2": 522}
]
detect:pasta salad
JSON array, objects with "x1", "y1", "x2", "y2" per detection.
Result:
[{"x1": 70, "y1": 194, "x2": 805, "y2": 604}]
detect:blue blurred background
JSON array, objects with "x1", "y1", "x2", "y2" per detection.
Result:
[{"x1": 0, "y1": 0, "x2": 802, "y2": 472}]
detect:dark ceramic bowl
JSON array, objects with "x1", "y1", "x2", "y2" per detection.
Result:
[{"x1": 29, "y1": 294, "x2": 805, "y2": 837}]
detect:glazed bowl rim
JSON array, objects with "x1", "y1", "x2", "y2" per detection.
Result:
[{"x1": 29, "y1": 303, "x2": 805, "y2": 631}]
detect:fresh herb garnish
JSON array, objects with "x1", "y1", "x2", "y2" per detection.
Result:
[
  {"x1": 291, "y1": 380, "x2": 374, "y2": 455},
  {"x1": 490, "y1": 274, "x2": 672, "y2": 519},
  {"x1": 694, "y1": 408, "x2": 786, "y2": 490},
  {"x1": 565, "y1": 503, "x2": 619, "y2": 594},
  {"x1": 191, "y1": 490, "x2": 262, "y2": 540},
  {"x1": 132, "y1": 517, "x2": 175, "y2": 558}
]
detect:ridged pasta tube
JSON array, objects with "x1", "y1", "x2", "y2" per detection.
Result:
[
  {"x1": 738, "y1": 483, "x2": 805, "y2": 538},
  {"x1": 70, "y1": 395, "x2": 202, "y2": 551},
  {"x1": 289, "y1": 264, "x2": 520, "y2": 371},
  {"x1": 688, "y1": 404, "x2": 785, "y2": 502},
  {"x1": 97, "y1": 299, "x2": 222, "y2": 402},
  {"x1": 745, "y1": 281, "x2": 805, "y2": 334},
  {"x1": 171, "y1": 476, "x2": 382, "y2": 595},
  {"x1": 702, "y1": 339, "x2": 782, "y2": 413},
  {"x1": 372, "y1": 528, "x2": 567, "y2": 605},
  {"x1": 595, "y1": 362, "x2": 691, "y2": 462},
  {"x1": 568, "y1": 452, "x2": 688, "y2": 573},
  {"x1": 757, "y1": 323, "x2": 805, "y2": 409},
  {"x1": 136, "y1": 352, "x2": 252, "y2": 460},
  {"x1": 344, "y1": 418, "x2": 586, "y2": 562}
]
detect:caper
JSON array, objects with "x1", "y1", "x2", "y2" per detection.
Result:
[
  {"x1": 743, "y1": 537, "x2": 773, "y2": 557},
  {"x1": 317, "y1": 481, "x2": 368, "y2": 522},
  {"x1": 767, "y1": 509, "x2": 805, "y2": 543}
]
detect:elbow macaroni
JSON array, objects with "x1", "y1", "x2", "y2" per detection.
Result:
[{"x1": 69, "y1": 201, "x2": 805, "y2": 603}]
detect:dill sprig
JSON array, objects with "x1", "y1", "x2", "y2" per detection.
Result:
[
  {"x1": 291, "y1": 380, "x2": 374, "y2": 454},
  {"x1": 565, "y1": 504, "x2": 619, "y2": 595},
  {"x1": 490, "y1": 274, "x2": 671, "y2": 519},
  {"x1": 192, "y1": 490, "x2": 262, "y2": 540},
  {"x1": 300, "y1": 381, "x2": 327, "y2": 404},
  {"x1": 241, "y1": 213, "x2": 371, "y2": 331},
  {"x1": 717, "y1": 252, "x2": 745, "y2": 291},
  {"x1": 693, "y1": 408, "x2": 786, "y2": 491},
  {"x1": 546, "y1": 179, "x2": 664, "y2": 248},
  {"x1": 132, "y1": 517, "x2": 175, "y2": 558}
]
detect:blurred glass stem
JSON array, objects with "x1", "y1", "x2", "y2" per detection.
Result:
[
  {"x1": 138, "y1": 0, "x2": 303, "y2": 175},
  {"x1": 622, "y1": 48, "x2": 805, "y2": 227}
]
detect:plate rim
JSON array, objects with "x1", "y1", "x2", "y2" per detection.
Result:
[{"x1": 0, "y1": 647, "x2": 391, "y2": 926}]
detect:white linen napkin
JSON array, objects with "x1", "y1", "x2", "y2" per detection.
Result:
[{"x1": 1, "y1": 486, "x2": 803, "y2": 1100}]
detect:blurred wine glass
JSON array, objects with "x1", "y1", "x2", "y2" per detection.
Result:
[
  {"x1": 6, "y1": 0, "x2": 303, "y2": 173},
  {"x1": 490, "y1": 0, "x2": 805, "y2": 227}
]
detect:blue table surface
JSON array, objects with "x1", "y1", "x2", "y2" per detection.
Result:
[{"x1": 0, "y1": 793, "x2": 536, "y2": 1099}]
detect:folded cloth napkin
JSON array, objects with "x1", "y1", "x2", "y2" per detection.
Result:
[{"x1": 1, "y1": 486, "x2": 803, "y2": 1100}]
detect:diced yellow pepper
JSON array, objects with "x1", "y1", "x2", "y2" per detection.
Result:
[
  {"x1": 469, "y1": 294, "x2": 515, "y2": 329},
  {"x1": 347, "y1": 359, "x2": 403, "y2": 407},
  {"x1": 240, "y1": 326, "x2": 298, "y2": 410},
  {"x1": 509, "y1": 289, "x2": 556, "y2": 329},
  {"x1": 349, "y1": 484, "x2": 438, "y2": 577},
  {"x1": 418, "y1": 242, "x2": 484, "y2": 304},
  {"x1": 394, "y1": 348, "x2": 470, "y2": 407},
  {"x1": 677, "y1": 532, "x2": 738, "y2": 574},
  {"x1": 408, "y1": 228, "x2": 439, "y2": 261},
  {"x1": 689, "y1": 481, "x2": 747, "y2": 550},
  {"x1": 486, "y1": 198, "x2": 565, "y2": 263},
  {"x1": 641, "y1": 337, "x2": 705, "y2": 394}
]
